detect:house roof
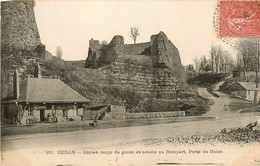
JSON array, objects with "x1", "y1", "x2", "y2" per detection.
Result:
[
  {"x1": 237, "y1": 82, "x2": 260, "y2": 91},
  {"x1": 17, "y1": 77, "x2": 90, "y2": 103}
]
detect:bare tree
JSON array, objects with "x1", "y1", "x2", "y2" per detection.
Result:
[
  {"x1": 215, "y1": 45, "x2": 223, "y2": 73},
  {"x1": 222, "y1": 52, "x2": 233, "y2": 73},
  {"x1": 210, "y1": 44, "x2": 216, "y2": 73},
  {"x1": 56, "y1": 46, "x2": 63, "y2": 59},
  {"x1": 236, "y1": 54, "x2": 243, "y2": 71},
  {"x1": 193, "y1": 56, "x2": 200, "y2": 72},
  {"x1": 209, "y1": 44, "x2": 223, "y2": 73},
  {"x1": 130, "y1": 27, "x2": 139, "y2": 44},
  {"x1": 236, "y1": 39, "x2": 258, "y2": 72}
]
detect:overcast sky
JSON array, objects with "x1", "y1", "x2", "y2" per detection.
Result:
[{"x1": 34, "y1": 0, "x2": 236, "y2": 65}]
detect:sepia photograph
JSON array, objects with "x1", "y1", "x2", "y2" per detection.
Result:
[{"x1": 1, "y1": 0, "x2": 260, "y2": 165}]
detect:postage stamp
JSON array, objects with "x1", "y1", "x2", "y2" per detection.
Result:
[{"x1": 218, "y1": 0, "x2": 260, "y2": 37}]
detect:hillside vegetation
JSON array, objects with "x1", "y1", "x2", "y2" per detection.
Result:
[{"x1": 187, "y1": 73, "x2": 228, "y2": 87}]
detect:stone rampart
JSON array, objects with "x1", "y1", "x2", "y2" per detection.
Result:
[{"x1": 106, "y1": 55, "x2": 184, "y2": 99}]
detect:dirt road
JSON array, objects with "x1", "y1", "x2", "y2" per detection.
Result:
[{"x1": 197, "y1": 88, "x2": 247, "y2": 118}]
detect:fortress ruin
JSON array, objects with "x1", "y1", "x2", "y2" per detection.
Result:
[
  {"x1": 85, "y1": 32, "x2": 187, "y2": 99},
  {"x1": 85, "y1": 31, "x2": 183, "y2": 70}
]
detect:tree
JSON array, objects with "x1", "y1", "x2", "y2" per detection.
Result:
[
  {"x1": 236, "y1": 38, "x2": 258, "y2": 72},
  {"x1": 210, "y1": 44, "x2": 217, "y2": 73},
  {"x1": 193, "y1": 56, "x2": 200, "y2": 72},
  {"x1": 56, "y1": 46, "x2": 63, "y2": 59},
  {"x1": 130, "y1": 27, "x2": 139, "y2": 44},
  {"x1": 235, "y1": 38, "x2": 260, "y2": 102},
  {"x1": 209, "y1": 44, "x2": 222, "y2": 73},
  {"x1": 199, "y1": 56, "x2": 212, "y2": 72},
  {"x1": 236, "y1": 53, "x2": 243, "y2": 71},
  {"x1": 186, "y1": 64, "x2": 195, "y2": 72},
  {"x1": 209, "y1": 44, "x2": 233, "y2": 73},
  {"x1": 222, "y1": 52, "x2": 233, "y2": 73}
]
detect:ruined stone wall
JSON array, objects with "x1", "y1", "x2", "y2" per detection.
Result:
[
  {"x1": 151, "y1": 32, "x2": 183, "y2": 70},
  {"x1": 106, "y1": 55, "x2": 184, "y2": 99},
  {"x1": 1, "y1": 0, "x2": 41, "y2": 52},
  {"x1": 85, "y1": 39, "x2": 102, "y2": 68},
  {"x1": 104, "y1": 36, "x2": 124, "y2": 64},
  {"x1": 124, "y1": 42, "x2": 151, "y2": 55},
  {"x1": 86, "y1": 32, "x2": 184, "y2": 74},
  {"x1": 86, "y1": 36, "x2": 124, "y2": 68}
]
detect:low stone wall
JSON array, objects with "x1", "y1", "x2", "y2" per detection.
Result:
[
  {"x1": 126, "y1": 111, "x2": 185, "y2": 119},
  {"x1": 109, "y1": 105, "x2": 126, "y2": 119}
]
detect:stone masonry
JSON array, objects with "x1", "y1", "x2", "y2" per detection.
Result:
[{"x1": 1, "y1": 0, "x2": 41, "y2": 52}]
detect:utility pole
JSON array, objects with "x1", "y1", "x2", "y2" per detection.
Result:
[
  {"x1": 254, "y1": 38, "x2": 259, "y2": 102},
  {"x1": 256, "y1": 38, "x2": 259, "y2": 88}
]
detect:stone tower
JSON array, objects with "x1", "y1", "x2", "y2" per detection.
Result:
[{"x1": 1, "y1": 0, "x2": 41, "y2": 52}]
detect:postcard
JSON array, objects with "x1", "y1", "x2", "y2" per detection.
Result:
[{"x1": 1, "y1": 0, "x2": 260, "y2": 165}]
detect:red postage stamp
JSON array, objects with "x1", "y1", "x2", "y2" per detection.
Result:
[{"x1": 219, "y1": 1, "x2": 260, "y2": 37}]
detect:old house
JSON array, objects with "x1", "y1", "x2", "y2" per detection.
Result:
[
  {"x1": 2, "y1": 64, "x2": 90, "y2": 124},
  {"x1": 229, "y1": 82, "x2": 260, "y2": 102}
]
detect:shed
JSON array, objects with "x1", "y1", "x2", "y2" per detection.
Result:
[{"x1": 230, "y1": 82, "x2": 260, "y2": 102}]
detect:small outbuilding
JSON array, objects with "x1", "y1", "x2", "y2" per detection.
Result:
[{"x1": 229, "y1": 81, "x2": 260, "y2": 102}]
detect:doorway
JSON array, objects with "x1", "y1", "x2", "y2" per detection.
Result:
[{"x1": 40, "y1": 110, "x2": 45, "y2": 122}]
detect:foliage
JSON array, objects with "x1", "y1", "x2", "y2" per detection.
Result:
[
  {"x1": 102, "y1": 86, "x2": 144, "y2": 110},
  {"x1": 187, "y1": 73, "x2": 227, "y2": 87},
  {"x1": 193, "y1": 44, "x2": 234, "y2": 73},
  {"x1": 235, "y1": 38, "x2": 259, "y2": 72}
]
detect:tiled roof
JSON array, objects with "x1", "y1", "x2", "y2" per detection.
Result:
[
  {"x1": 237, "y1": 82, "x2": 260, "y2": 91},
  {"x1": 17, "y1": 77, "x2": 89, "y2": 103}
]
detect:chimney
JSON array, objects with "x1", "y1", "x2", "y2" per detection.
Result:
[
  {"x1": 37, "y1": 63, "x2": 41, "y2": 78},
  {"x1": 34, "y1": 63, "x2": 42, "y2": 78},
  {"x1": 13, "y1": 69, "x2": 20, "y2": 99}
]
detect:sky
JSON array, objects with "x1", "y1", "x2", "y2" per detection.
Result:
[{"x1": 34, "y1": 0, "x2": 236, "y2": 65}]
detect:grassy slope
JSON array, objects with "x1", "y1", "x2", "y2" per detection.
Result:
[{"x1": 187, "y1": 73, "x2": 228, "y2": 88}]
